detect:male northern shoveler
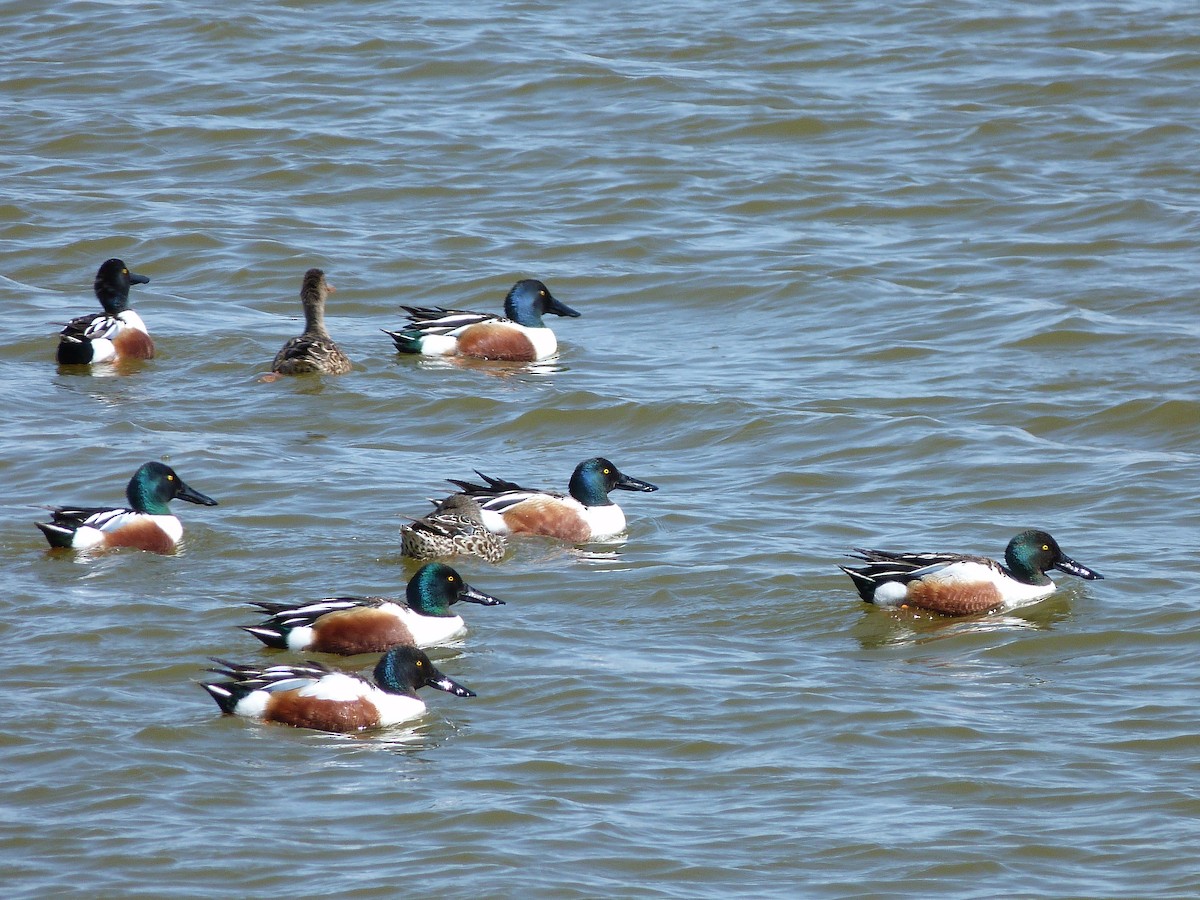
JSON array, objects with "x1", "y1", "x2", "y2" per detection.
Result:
[
  {"x1": 839, "y1": 529, "x2": 1104, "y2": 616},
  {"x1": 36, "y1": 461, "x2": 218, "y2": 553},
  {"x1": 55, "y1": 258, "x2": 154, "y2": 364},
  {"x1": 271, "y1": 268, "x2": 352, "y2": 375},
  {"x1": 241, "y1": 562, "x2": 505, "y2": 655},
  {"x1": 443, "y1": 456, "x2": 658, "y2": 542},
  {"x1": 202, "y1": 645, "x2": 475, "y2": 733},
  {"x1": 382, "y1": 278, "x2": 580, "y2": 361},
  {"x1": 400, "y1": 494, "x2": 508, "y2": 563}
]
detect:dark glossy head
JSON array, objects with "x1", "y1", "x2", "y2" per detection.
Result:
[
  {"x1": 373, "y1": 645, "x2": 476, "y2": 698},
  {"x1": 94, "y1": 258, "x2": 150, "y2": 314},
  {"x1": 503, "y1": 279, "x2": 581, "y2": 327},
  {"x1": 125, "y1": 461, "x2": 218, "y2": 515},
  {"x1": 1005, "y1": 529, "x2": 1104, "y2": 584},
  {"x1": 568, "y1": 457, "x2": 659, "y2": 507},
  {"x1": 405, "y1": 562, "x2": 505, "y2": 616}
]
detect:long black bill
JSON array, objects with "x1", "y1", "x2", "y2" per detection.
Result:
[
  {"x1": 458, "y1": 583, "x2": 505, "y2": 606},
  {"x1": 177, "y1": 480, "x2": 219, "y2": 507},
  {"x1": 546, "y1": 294, "x2": 582, "y2": 318},
  {"x1": 427, "y1": 669, "x2": 477, "y2": 698},
  {"x1": 615, "y1": 473, "x2": 658, "y2": 493},
  {"x1": 1055, "y1": 556, "x2": 1104, "y2": 580}
]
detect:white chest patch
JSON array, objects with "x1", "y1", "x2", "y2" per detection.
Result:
[
  {"x1": 401, "y1": 609, "x2": 467, "y2": 647},
  {"x1": 583, "y1": 503, "x2": 627, "y2": 540},
  {"x1": 524, "y1": 327, "x2": 558, "y2": 360},
  {"x1": 370, "y1": 692, "x2": 427, "y2": 726},
  {"x1": 145, "y1": 514, "x2": 184, "y2": 543}
]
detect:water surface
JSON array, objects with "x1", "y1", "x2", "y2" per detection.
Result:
[{"x1": 2, "y1": 2, "x2": 1198, "y2": 897}]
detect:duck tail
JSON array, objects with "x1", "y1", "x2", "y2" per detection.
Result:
[
  {"x1": 838, "y1": 565, "x2": 878, "y2": 602},
  {"x1": 381, "y1": 327, "x2": 422, "y2": 354},
  {"x1": 36, "y1": 521, "x2": 75, "y2": 549},
  {"x1": 200, "y1": 680, "x2": 246, "y2": 715},
  {"x1": 239, "y1": 625, "x2": 289, "y2": 650}
]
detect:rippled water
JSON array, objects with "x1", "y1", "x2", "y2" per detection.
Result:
[{"x1": 3, "y1": 2, "x2": 1199, "y2": 897}]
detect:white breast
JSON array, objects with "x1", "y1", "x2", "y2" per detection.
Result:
[
  {"x1": 369, "y1": 691, "x2": 428, "y2": 726},
  {"x1": 398, "y1": 607, "x2": 467, "y2": 647},
  {"x1": 583, "y1": 503, "x2": 627, "y2": 540},
  {"x1": 523, "y1": 326, "x2": 558, "y2": 360}
]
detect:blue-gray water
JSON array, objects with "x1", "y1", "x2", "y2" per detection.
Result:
[{"x1": 2, "y1": 2, "x2": 1198, "y2": 897}]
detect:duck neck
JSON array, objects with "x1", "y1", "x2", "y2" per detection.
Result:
[
  {"x1": 569, "y1": 472, "x2": 611, "y2": 507},
  {"x1": 1004, "y1": 547, "x2": 1051, "y2": 586},
  {"x1": 95, "y1": 280, "x2": 130, "y2": 315},
  {"x1": 406, "y1": 579, "x2": 452, "y2": 617},
  {"x1": 504, "y1": 290, "x2": 543, "y2": 328},
  {"x1": 126, "y1": 478, "x2": 170, "y2": 515},
  {"x1": 302, "y1": 292, "x2": 330, "y2": 338},
  {"x1": 373, "y1": 652, "x2": 418, "y2": 696}
]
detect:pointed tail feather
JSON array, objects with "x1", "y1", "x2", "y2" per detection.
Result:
[
  {"x1": 838, "y1": 565, "x2": 879, "y2": 602},
  {"x1": 200, "y1": 681, "x2": 243, "y2": 715},
  {"x1": 382, "y1": 328, "x2": 422, "y2": 354},
  {"x1": 239, "y1": 625, "x2": 289, "y2": 650},
  {"x1": 36, "y1": 521, "x2": 75, "y2": 549}
]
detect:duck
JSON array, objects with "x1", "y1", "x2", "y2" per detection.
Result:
[
  {"x1": 202, "y1": 645, "x2": 475, "y2": 733},
  {"x1": 55, "y1": 258, "x2": 153, "y2": 364},
  {"x1": 383, "y1": 278, "x2": 580, "y2": 361},
  {"x1": 839, "y1": 529, "x2": 1105, "y2": 616},
  {"x1": 271, "y1": 268, "x2": 352, "y2": 375},
  {"x1": 36, "y1": 461, "x2": 218, "y2": 553},
  {"x1": 241, "y1": 562, "x2": 505, "y2": 655},
  {"x1": 442, "y1": 456, "x2": 658, "y2": 542},
  {"x1": 400, "y1": 494, "x2": 508, "y2": 562}
]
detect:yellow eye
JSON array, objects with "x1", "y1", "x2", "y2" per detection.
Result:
[
  {"x1": 603, "y1": 468, "x2": 611, "y2": 475},
  {"x1": 1042, "y1": 544, "x2": 1050, "y2": 551},
  {"x1": 122, "y1": 269, "x2": 129, "y2": 275},
  {"x1": 415, "y1": 660, "x2": 424, "y2": 668},
  {"x1": 447, "y1": 575, "x2": 456, "y2": 583},
  {"x1": 168, "y1": 475, "x2": 175, "y2": 482}
]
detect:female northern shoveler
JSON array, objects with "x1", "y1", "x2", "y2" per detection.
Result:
[
  {"x1": 271, "y1": 268, "x2": 352, "y2": 375},
  {"x1": 382, "y1": 278, "x2": 580, "y2": 361},
  {"x1": 840, "y1": 529, "x2": 1104, "y2": 616},
  {"x1": 55, "y1": 258, "x2": 153, "y2": 364},
  {"x1": 202, "y1": 645, "x2": 475, "y2": 733},
  {"x1": 241, "y1": 562, "x2": 505, "y2": 655},
  {"x1": 36, "y1": 461, "x2": 218, "y2": 554},
  {"x1": 442, "y1": 456, "x2": 658, "y2": 542},
  {"x1": 400, "y1": 494, "x2": 508, "y2": 563}
]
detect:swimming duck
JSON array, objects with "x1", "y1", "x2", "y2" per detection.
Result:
[
  {"x1": 839, "y1": 529, "x2": 1104, "y2": 616},
  {"x1": 400, "y1": 494, "x2": 508, "y2": 562},
  {"x1": 271, "y1": 268, "x2": 352, "y2": 375},
  {"x1": 55, "y1": 258, "x2": 153, "y2": 364},
  {"x1": 202, "y1": 645, "x2": 475, "y2": 733},
  {"x1": 36, "y1": 461, "x2": 218, "y2": 553},
  {"x1": 383, "y1": 278, "x2": 580, "y2": 361},
  {"x1": 241, "y1": 562, "x2": 505, "y2": 655},
  {"x1": 443, "y1": 456, "x2": 658, "y2": 542}
]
